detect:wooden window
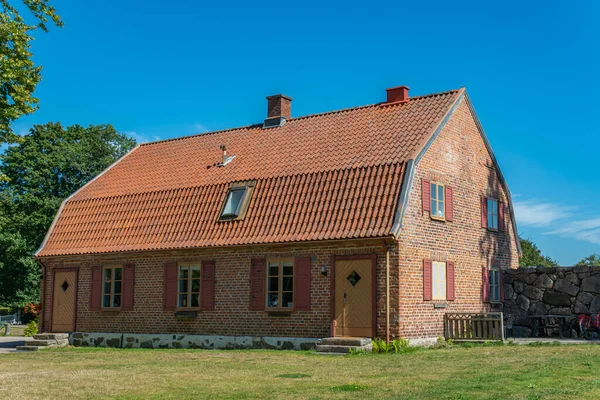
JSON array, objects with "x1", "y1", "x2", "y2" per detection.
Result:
[
  {"x1": 267, "y1": 259, "x2": 294, "y2": 309},
  {"x1": 219, "y1": 181, "x2": 256, "y2": 221},
  {"x1": 432, "y1": 261, "x2": 447, "y2": 300},
  {"x1": 487, "y1": 198, "x2": 499, "y2": 230},
  {"x1": 489, "y1": 268, "x2": 501, "y2": 303},
  {"x1": 430, "y1": 182, "x2": 445, "y2": 220},
  {"x1": 102, "y1": 266, "x2": 122, "y2": 308},
  {"x1": 178, "y1": 263, "x2": 201, "y2": 308}
]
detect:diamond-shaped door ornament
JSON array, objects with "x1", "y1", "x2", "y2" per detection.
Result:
[
  {"x1": 346, "y1": 270, "x2": 361, "y2": 286},
  {"x1": 61, "y1": 280, "x2": 69, "y2": 292}
]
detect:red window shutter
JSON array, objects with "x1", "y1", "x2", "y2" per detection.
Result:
[
  {"x1": 422, "y1": 179, "x2": 431, "y2": 213},
  {"x1": 294, "y1": 256, "x2": 311, "y2": 311},
  {"x1": 121, "y1": 264, "x2": 135, "y2": 311},
  {"x1": 90, "y1": 265, "x2": 102, "y2": 311},
  {"x1": 249, "y1": 258, "x2": 266, "y2": 310},
  {"x1": 481, "y1": 196, "x2": 488, "y2": 228},
  {"x1": 482, "y1": 266, "x2": 490, "y2": 302},
  {"x1": 445, "y1": 187, "x2": 454, "y2": 222},
  {"x1": 499, "y1": 269, "x2": 505, "y2": 302},
  {"x1": 163, "y1": 261, "x2": 178, "y2": 311},
  {"x1": 200, "y1": 261, "x2": 216, "y2": 310},
  {"x1": 446, "y1": 261, "x2": 455, "y2": 301},
  {"x1": 423, "y1": 259, "x2": 432, "y2": 301},
  {"x1": 498, "y1": 202, "x2": 506, "y2": 232}
]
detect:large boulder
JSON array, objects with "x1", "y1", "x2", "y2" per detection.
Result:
[
  {"x1": 581, "y1": 275, "x2": 600, "y2": 294},
  {"x1": 514, "y1": 280, "x2": 526, "y2": 294},
  {"x1": 543, "y1": 291, "x2": 571, "y2": 307},
  {"x1": 577, "y1": 291, "x2": 594, "y2": 306},
  {"x1": 519, "y1": 270, "x2": 538, "y2": 285},
  {"x1": 590, "y1": 296, "x2": 600, "y2": 315},
  {"x1": 516, "y1": 294, "x2": 531, "y2": 311},
  {"x1": 523, "y1": 285, "x2": 543, "y2": 301},
  {"x1": 574, "y1": 301, "x2": 589, "y2": 314},
  {"x1": 548, "y1": 307, "x2": 572, "y2": 316},
  {"x1": 566, "y1": 272, "x2": 580, "y2": 286},
  {"x1": 504, "y1": 284, "x2": 515, "y2": 301},
  {"x1": 534, "y1": 274, "x2": 553, "y2": 289},
  {"x1": 529, "y1": 301, "x2": 548, "y2": 315},
  {"x1": 554, "y1": 278, "x2": 580, "y2": 296}
]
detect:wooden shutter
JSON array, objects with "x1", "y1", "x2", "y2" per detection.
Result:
[
  {"x1": 294, "y1": 257, "x2": 311, "y2": 311},
  {"x1": 121, "y1": 264, "x2": 135, "y2": 311},
  {"x1": 423, "y1": 259, "x2": 432, "y2": 301},
  {"x1": 163, "y1": 261, "x2": 178, "y2": 311},
  {"x1": 481, "y1": 196, "x2": 488, "y2": 228},
  {"x1": 422, "y1": 179, "x2": 431, "y2": 214},
  {"x1": 90, "y1": 265, "x2": 102, "y2": 311},
  {"x1": 249, "y1": 258, "x2": 266, "y2": 310},
  {"x1": 446, "y1": 261, "x2": 455, "y2": 301},
  {"x1": 200, "y1": 261, "x2": 216, "y2": 310},
  {"x1": 445, "y1": 187, "x2": 454, "y2": 222},
  {"x1": 498, "y1": 202, "x2": 506, "y2": 232},
  {"x1": 499, "y1": 269, "x2": 505, "y2": 302},
  {"x1": 482, "y1": 266, "x2": 490, "y2": 302}
]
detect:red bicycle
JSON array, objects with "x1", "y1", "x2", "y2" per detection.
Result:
[{"x1": 578, "y1": 313, "x2": 600, "y2": 340}]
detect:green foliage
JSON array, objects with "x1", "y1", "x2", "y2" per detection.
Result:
[
  {"x1": 0, "y1": 1, "x2": 63, "y2": 143},
  {"x1": 348, "y1": 347, "x2": 369, "y2": 356},
  {"x1": 371, "y1": 337, "x2": 410, "y2": 354},
  {"x1": 0, "y1": 123, "x2": 136, "y2": 304},
  {"x1": 23, "y1": 319, "x2": 37, "y2": 336},
  {"x1": 431, "y1": 336, "x2": 455, "y2": 349},
  {"x1": 576, "y1": 254, "x2": 600, "y2": 267},
  {"x1": 0, "y1": 306, "x2": 11, "y2": 315},
  {"x1": 331, "y1": 383, "x2": 369, "y2": 392},
  {"x1": 519, "y1": 237, "x2": 558, "y2": 267}
]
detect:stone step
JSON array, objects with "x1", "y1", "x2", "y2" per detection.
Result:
[
  {"x1": 27, "y1": 340, "x2": 58, "y2": 347},
  {"x1": 320, "y1": 337, "x2": 372, "y2": 346},
  {"x1": 34, "y1": 333, "x2": 69, "y2": 341},
  {"x1": 316, "y1": 344, "x2": 373, "y2": 354},
  {"x1": 16, "y1": 346, "x2": 42, "y2": 351}
]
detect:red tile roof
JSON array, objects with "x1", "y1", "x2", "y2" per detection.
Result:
[{"x1": 37, "y1": 89, "x2": 461, "y2": 256}]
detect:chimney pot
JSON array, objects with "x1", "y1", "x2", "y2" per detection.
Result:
[{"x1": 385, "y1": 86, "x2": 410, "y2": 104}]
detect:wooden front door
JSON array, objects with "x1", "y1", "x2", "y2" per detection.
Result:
[
  {"x1": 52, "y1": 269, "x2": 77, "y2": 332},
  {"x1": 334, "y1": 258, "x2": 373, "y2": 337}
]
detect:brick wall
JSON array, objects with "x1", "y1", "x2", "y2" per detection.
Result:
[
  {"x1": 397, "y1": 97, "x2": 520, "y2": 339},
  {"x1": 40, "y1": 239, "x2": 397, "y2": 339}
]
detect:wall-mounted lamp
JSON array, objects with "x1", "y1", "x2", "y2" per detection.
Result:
[{"x1": 320, "y1": 265, "x2": 328, "y2": 277}]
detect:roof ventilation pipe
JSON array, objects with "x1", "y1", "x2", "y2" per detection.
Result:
[{"x1": 218, "y1": 144, "x2": 235, "y2": 167}]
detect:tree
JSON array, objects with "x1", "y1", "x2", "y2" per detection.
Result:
[
  {"x1": 576, "y1": 254, "x2": 600, "y2": 267},
  {"x1": 519, "y1": 237, "x2": 558, "y2": 267},
  {"x1": 0, "y1": 122, "x2": 136, "y2": 305},
  {"x1": 1, "y1": 0, "x2": 63, "y2": 143}
]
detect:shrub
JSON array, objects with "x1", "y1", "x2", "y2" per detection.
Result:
[
  {"x1": 372, "y1": 337, "x2": 410, "y2": 354},
  {"x1": 0, "y1": 306, "x2": 12, "y2": 316},
  {"x1": 24, "y1": 320, "x2": 38, "y2": 337}
]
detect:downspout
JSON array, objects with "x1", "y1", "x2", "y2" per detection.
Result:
[
  {"x1": 36, "y1": 258, "x2": 47, "y2": 333},
  {"x1": 386, "y1": 248, "x2": 390, "y2": 343}
]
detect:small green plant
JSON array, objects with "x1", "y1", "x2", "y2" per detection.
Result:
[
  {"x1": 331, "y1": 383, "x2": 369, "y2": 392},
  {"x1": 348, "y1": 347, "x2": 369, "y2": 356},
  {"x1": 371, "y1": 337, "x2": 410, "y2": 354},
  {"x1": 24, "y1": 320, "x2": 38, "y2": 337},
  {"x1": 431, "y1": 336, "x2": 454, "y2": 349}
]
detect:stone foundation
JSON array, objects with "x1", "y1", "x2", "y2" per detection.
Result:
[{"x1": 70, "y1": 332, "x2": 317, "y2": 350}]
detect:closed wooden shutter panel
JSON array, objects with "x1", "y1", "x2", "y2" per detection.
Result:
[
  {"x1": 422, "y1": 179, "x2": 431, "y2": 213},
  {"x1": 445, "y1": 187, "x2": 454, "y2": 222},
  {"x1": 294, "y1": 257, "x2": 311, "y2": 311},
  {"x1": 482, "y1": 266, "x2": 490, "y2": 303},
  {"x1": 446, "y1": 261, "x2": 455, "y2": 301},
  {"x1": 121, "y1": 264, "x2": 135, "y2": 311},
  {"x1": 249, "y1": 258, "x2": 266, "y2": 310},
  {"x1": 423, "y1": 259, "x2": 432, "y2": 301},
  {"x1": 163, "y1": 261, "x2": 178, "y2": 311},
  {"x1": 481, "y1": 196, "x2": 488, "y2": 228},
  {"x1": 499, "y1": 269, "x2": 505, "y2": 302},
  {"x1": 90, "y1": 265, "x2": 102, "y2": 311},
  {"x1": 498, "y1": 202, "x2": 506, "y2": 232},
  {"x1": 200, "y1": 261, "x2": 216, "y2": 310}
]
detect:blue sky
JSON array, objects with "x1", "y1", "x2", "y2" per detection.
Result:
[{"x1": 13, "y1": 0, "x2": 600, "y2": 264}]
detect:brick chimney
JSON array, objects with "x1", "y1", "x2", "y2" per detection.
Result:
[
  {"x1": 264, "y1": 94, "x2": 292, "y2": 128},
  {"x1": 385, "y1": 86, "x2": 410, "y2": 104}
]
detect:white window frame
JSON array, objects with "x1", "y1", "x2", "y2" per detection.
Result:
[
  {"x1": 489, "y1": 268, "x2": 501, "y2": 303},
  {"x1": 432, "y1": 261, "x2": 447, "y2": 300},
  {"x1": 266, "y1": 258, "x2": 294, "y2": 310},
  {"x1": 487, "y1": 198, "x2": 499, "y2": 230},
  {"x1": 177, "y1": 262, "x2": 201, "y2": 309},
  {"x1": 102, "y1": 266, "x2": 123, "y2": 309},
  {"x1": 430, "y1": 182, "x2": 445, "y2": 221}
]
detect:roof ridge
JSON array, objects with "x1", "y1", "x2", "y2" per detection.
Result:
[
  {"x1": 70, "y1": 160, "x2": 406, "y2": 203},
  {"x1": 138, "y1": 88, "x2": 460, "y2": 147}
]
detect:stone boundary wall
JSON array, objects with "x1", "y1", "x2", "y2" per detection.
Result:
[
  {"x1": 70, "y1": 332, "x2": 318, "y2": 350},
  {"x1": 503, "y1": 266, "x2": 600, "y2": 337}
]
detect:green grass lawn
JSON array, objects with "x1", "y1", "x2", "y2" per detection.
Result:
[{"x1": 1, "y1": 344, "x2": 600, "y2": 399}]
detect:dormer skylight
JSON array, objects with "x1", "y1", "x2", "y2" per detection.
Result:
[{"x1": 219, "y1": 181, "x2": 256, "y2": 221}]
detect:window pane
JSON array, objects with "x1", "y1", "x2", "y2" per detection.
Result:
[
  {"x1": 114, "y1": 268, "x2": 122, "y2": 281},
  {"x1": 282, "y1": 277, "x2": 293, "y2": 292},
  {"x1": 103, "y1": 282, "x2": 111, "y2": 295},
  {"x1": 103, "y1": 268, "x2": 111, "y2": 281},
  {"x1": 282, "y1": 264, "x2": 293, "y2": 276},
  {"x1": 438, "y1": 185, "x2": 444, "y2": 201},
  {"x1": 268, "y1": 277, "x2": 279, "y2": 292},
  {"x1": 178, "y1": 294, "x2": 187, "y2": 308},
  {"x1": 432, "y1": 261, "x2": 447, "y2": 300},
  {"x1": 431, "y1": 201, "x2": 437, "y2": 216},
  {"x1": 488, "y1": 213, "x2": 494, "y2": 228},
  {"x1": 281, "y1": 292, "x2": 293, "y2": 308},
  {"x1": 268, "y1": 264, "x2": 279, "y2": 276},
  {"x1": 114, "y1": 281, "x2": 122, "y2": 295},
  {"x1": 191, "y1": 279, "x2": 200, "y2": 293},
  {"x1": 179, "y1": 279, "x2": 187, "y2": 293},
  {"x1": 493, "y1": 214, "x2": 498, "y2": 229},
  {"x1": 437, "y1": 204, "x2": 444, "y2": 218},
  {"x1": 430, "y1": 183, "x2": 437, "y2": 200},
  {"x1": 113, "y1": 295, "x2": 121, "y2": 308},
  {"x1": 191, "y1": 294, "x2": 200, "y2": 308},
  {"x1": 267, "y1": 293, "x2": 278, "y2": 308},
  {"x1": 179, "y1": 267, "x2": 188, "y2": 279},
  {"x1": 191, "y1": 267, "x2": 201, "y2": 278},
  {"x1": 223, "y1": 189, "x2": 246, "y2": 216},
  {"x1": 103, "y1": 295, "x2": 110, "y2": 308}
]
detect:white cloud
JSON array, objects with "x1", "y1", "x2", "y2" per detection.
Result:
[
  {"x1": 513, "y1": 199, "x2": 574, "y2": 227},
  {"x1": 546, "y1": 218, "x2": 600, "y2": 245}
]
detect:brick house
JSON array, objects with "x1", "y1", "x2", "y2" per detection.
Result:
[{"x1": 35, "y1": 86, "x2": 521, "y2": 346}]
